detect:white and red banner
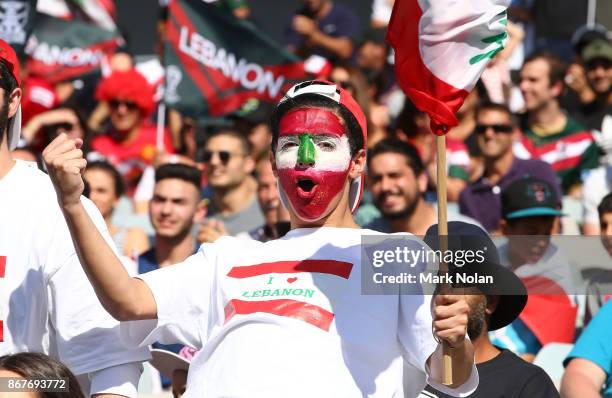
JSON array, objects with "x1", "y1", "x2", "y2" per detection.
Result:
[{"x1": 386, "y1": 0, "x2": 510, "y2": 135}]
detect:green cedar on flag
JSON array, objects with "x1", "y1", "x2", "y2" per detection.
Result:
[
  {"x1": 164, "y1": 0, "x2": 329, "y2": 120},
  {"x1": 0, "y1": 0, "x2": 37, "y2": 55},
  {"x1": 386, "y1": 0, "x2": 510, "y2": 136},
  {"x1": 24, "y1": 14, "x2": 124, "y2": 83}
]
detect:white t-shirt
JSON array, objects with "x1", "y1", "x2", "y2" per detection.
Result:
[
  {"x1": 0, "y1": 161, "x2": 149, "y2": 397},
  {"x1": 122, "y1": 227, "x2": 478, "y2": 397}
]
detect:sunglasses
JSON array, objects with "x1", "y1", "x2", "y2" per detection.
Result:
[
  {"x1": 202, "y1": 150, "x2": 245, "y2": 164},
  {"x1": 475, "y1": 124, "x2": 513, "y2": 134},
  {"x1": 109, "y1": 99, "x2": 138, "y2": 111}
]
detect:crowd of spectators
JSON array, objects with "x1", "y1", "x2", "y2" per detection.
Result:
[{"x1": 3, "y1": 0, "x2": 612, "y2": 396}]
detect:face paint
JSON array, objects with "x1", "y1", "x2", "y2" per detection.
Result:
[{"x1": 276, "y1": 108, "x2": 352, "y2": 221}]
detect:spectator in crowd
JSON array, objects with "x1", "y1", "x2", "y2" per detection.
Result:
[
  {"x1": 200, "y1": 128, "x2": 264, "y2": 238},
  {"x1": 394, "y1": 100, "x2": 471, "y2": 203},
  {"x1": 285, "y1": 0, "x2": 360, "y2": 63},
  {"x1": 561, "y1": 300, "x2": 612, "y2": 398},
  {"x1": 0, "y1": 352, "x2": 85, "y2": 398},
  {"x1": 45, "y1": 79, "x2": 479, "y2": 398},
  {"x1": 459, "y1": 102, "x2": 561, "y2": 232},
  {"x1": 573, "y1": 39, "x2": 612, "y2": 132},
  {"x1": 514, "y1": 51, "x2": 599, "y2": 194},
  {"x1": 83, "y1": 160, "x2": 149, "y2": 259},
  {"x1": 365, "y1": 138, "x2": 480, "y2": 235},
  {"x1": 491, "y1": 177, "x2": 577, "y2": 362},
  {"x1": 0, "y1": 39, "x2": 148, "y2": 398},
  {"x1": 231, "y1": 99, "x2": 274, "y2": 163},
  {"x1": 21, "y1": 106, "x2": 90, "y2": 153},
  {"x1": 239, "y1": 159, "x2": 290, "y2": 242},
  {"x1": 329, "y1": 64, "x2": 384, "y2": 147},
  {"x1": 138, "y1": 163, "x2": 204, "y2": 387},
  {"x1": 600, "y1": 192, "x2": 612, "y2": 258},
  {"x1": 420, "y1": 222, "x2": 558, "y2": 398},
  {"x1": 91, "y1": 68, "x2": 174, "y2": 190},
  {"x1": 139, "y1": 163, "x2": 204, "y2": 273}
]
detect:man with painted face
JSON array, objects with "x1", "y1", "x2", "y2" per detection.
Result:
[{"x1": 43, "y1": 80, "x2": 478, "y2": 397}]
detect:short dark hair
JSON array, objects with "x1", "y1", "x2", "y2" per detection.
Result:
[
  {"x1": 155, "y1": 163, "x2": 202, "y2": 190},
  {"x1": 367, "y1": 138, "x2": 424, "y2": 176},
  {"x1": 85, "y1": 160, "x2": 125, "y2": 198},
  {"x1": 269, "y1": 94, "x2": 364, "y2": 157},
  {"x1": 523, "y1": 51, "x2": 567, "y2": 88},
  {"x1": 474, "y1": 102, "x2": 517, "y2": 125},
  {"x1": 205, "y1": 127, "x2": 252, "y2": 155},
  {"x1": 0, "y1": 60, "x2": 18, "y2": 144},
  {"x1": 598, "y1": 192, "x2": 612, "y2": 218},
  {"x1": 0, "y1": 352, "x2": 84, "y2": 398}
]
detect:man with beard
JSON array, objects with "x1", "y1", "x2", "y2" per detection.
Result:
[
  {"x1": 366, "y1": 138, "x2": 480, "y2": 235},
  {"x1": 44, "y1": 80, "x2": 479, "y2": 397},
  {"x1": 0, "y1": 39, "x2": 149, "y2": 396},
  {"x1": 419, "y1": 222, "x2": 558, "y2": 398}
]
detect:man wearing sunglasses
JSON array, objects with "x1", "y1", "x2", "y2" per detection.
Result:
[
  {"x1": 44, "y1": 80, "x2": 478, "y2": 397},
  {"x1": 199, "y1": 129, "x2": 265, "y2": 239},
  {"x1": 459, "y1": 102, "x2": 561, "y2": 232}
]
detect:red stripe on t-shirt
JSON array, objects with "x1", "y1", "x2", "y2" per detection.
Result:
[
  {"x1": 227, "y1": 260, "x2": 353, "y2": 279},
  {"x1": 224, "y1": 299, "x2": 334, "y2": 331},
  {"x1": 550, "y1": 155, "x2": 582, "y2": 171},
  {"x1": 0, "y1": 320, "x2": 3, "y2": 342},
  {"x1": 0, "y1": 256, "x2": 5, "y2": 278}
]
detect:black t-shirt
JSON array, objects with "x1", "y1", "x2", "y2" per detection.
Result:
[{"x1": 419, "y1": 349, "x2": 559, "y2": 398}]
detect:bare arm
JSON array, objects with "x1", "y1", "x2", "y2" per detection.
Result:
[
  {"x1": 43, "y1": 134, "x2": 157, "y2": 321},
  {"x1": 561, "y1": 358, "x2": 606, "y2": 398}
]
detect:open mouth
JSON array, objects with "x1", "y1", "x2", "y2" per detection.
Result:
[
  {"x1": 296, "y1": 177, "x2": 318, "y2": 198},
  {"x1": 297, "y1": 178, "x2": 316, "y2": 192}
]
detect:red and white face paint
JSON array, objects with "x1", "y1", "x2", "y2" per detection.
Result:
[{"x1": 276, "y1": 108, "x2": 352, "y2": 221}]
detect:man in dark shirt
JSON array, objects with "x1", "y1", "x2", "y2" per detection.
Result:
[
  {"x1": 459, "y1": 102, "x2": 561, "y2": 232},
  {"x1": 284, "y1": 0, "x2": 359, "y2": 63},
  {"x1": 578, "y1": 39, "x2": 612, "y2": 134},
  {"x1": 419, "y1": 222, "x2": 559, "y2": 398}
]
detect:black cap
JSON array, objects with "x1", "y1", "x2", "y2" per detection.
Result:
[
  {"x1": 424, "y1": 222, "x2": 527, "y2": 330},
  {"x1": 502, "y1": 177, "x2": 564, "y2": 220}
]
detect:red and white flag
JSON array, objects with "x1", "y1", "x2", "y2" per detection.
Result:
[{"x1": 386, "y1": 0, "x2": 509, "y2": 135}]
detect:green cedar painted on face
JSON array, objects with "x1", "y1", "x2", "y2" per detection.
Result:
[{"x1": 298, "y1": 133, "x2": 316, "y2": 164}]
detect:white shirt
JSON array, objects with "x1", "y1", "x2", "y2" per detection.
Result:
[
  {"x1": 121, "y1": 227, "x2": 478, "y2": 397},
  {"x1": 0, "y1": 161, "x2": 149, "y2": 397}
]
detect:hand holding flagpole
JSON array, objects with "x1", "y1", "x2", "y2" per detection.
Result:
[{"x1": 386, "y1": 0, "x2": 510, "y2": 385}]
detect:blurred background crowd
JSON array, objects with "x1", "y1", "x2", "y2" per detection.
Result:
[{"x1": 1, "y1": 0, "x2": 612, "y2": 396}]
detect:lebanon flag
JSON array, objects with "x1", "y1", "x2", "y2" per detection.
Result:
[
  {"x1": 164, "y1": 0, "x2": 329, "y2": 121},
  {"x1": 386, "y1": 0, "x2": 509, "y2": 135},
  {"x1": 24, "y1": 14, "x2": 123, "y2": 83}
]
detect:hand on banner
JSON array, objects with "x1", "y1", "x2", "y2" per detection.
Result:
[{"x1": 43, "y1": 133, "x2": 87, "y2": 210}]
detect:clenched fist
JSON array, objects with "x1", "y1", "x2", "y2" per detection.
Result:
[
  {"x1": 43, "y1": 133, "x2": 87, "y2": 209},
  {"x1": 432, "y1": 294, "x2": 470, "y2": 348}
]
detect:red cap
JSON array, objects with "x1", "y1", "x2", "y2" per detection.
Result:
[
  {"x1": 278, "y1": 80, "x2": 368, "y2": 213},
  {"x1": 281, "y1": 80, "x2": 367, "y2": 150},
  {"x1": 0, "y1": 39, "x2": 21, "y2": 86}
]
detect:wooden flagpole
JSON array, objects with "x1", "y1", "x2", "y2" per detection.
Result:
[{"x1": 436, "y1": 132, "x2": 453, "y2": 385}]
